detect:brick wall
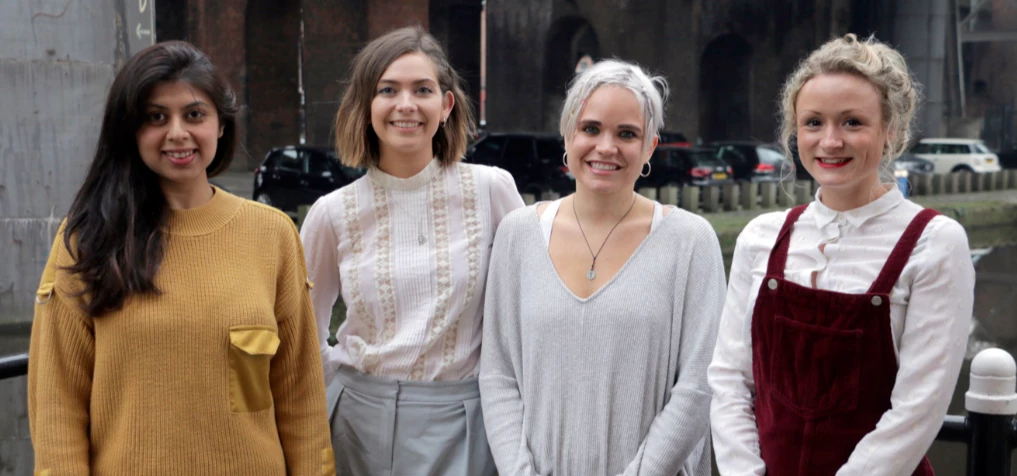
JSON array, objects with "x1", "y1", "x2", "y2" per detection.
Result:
[{"x1": 246, "y1": 0, "x2": 301, "y2": 167}]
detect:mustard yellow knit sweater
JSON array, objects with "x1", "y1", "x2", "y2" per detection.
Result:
[{"x1": 28, "y1": 187, "x2": 334, "y2": 475}]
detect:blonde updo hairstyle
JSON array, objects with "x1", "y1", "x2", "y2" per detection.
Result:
[{"x1": 778, "y1": 34, "x2": 922, "y2": 174}]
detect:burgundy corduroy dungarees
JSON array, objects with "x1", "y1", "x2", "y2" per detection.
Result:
[{"x1": 750, "y1": 204, "x2": 939, "y2": 475}]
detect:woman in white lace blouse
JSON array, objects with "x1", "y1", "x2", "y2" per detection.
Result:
[{"x1": 300, "y1": 27, "x2": 523, "y2": 475}]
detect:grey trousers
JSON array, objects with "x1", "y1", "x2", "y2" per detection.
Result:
[{"x1": 326, "y1": 366, "x2": 497, "y2": 476}]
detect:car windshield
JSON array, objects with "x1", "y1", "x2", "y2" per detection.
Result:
[
  {"x1": 690, "y1": 150, "x2": 726, "y2": 167},
  {"x1": 327, "y1": 152, "x2": 367, "y2": 178},
  {"x1": 756, "y1": 146, "x2": 785, "y2": 165},
  {"x1": 972, "y1": 143, "x2": 992, "y2": 153}
]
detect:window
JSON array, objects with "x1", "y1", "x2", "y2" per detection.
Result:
[
  {"x1": 972, "y1": 143, "x2": 992, "y2": 153},
  {"x1": 717, "y1": 146, "x2": 748, "y2": 167},
  {"x1": 911, "y1": 143, "x2": 932, "y2": 154},
  {"x1": 945, "y1": 144, "x2": 969, "y2": 154},
  {"x1": 275, "y1": 149, "x2": 303, "y2": 172},
  {"x1": 470, "y1": 136, "x2": 507, "y2": 164},
  {"x1": 307, "y1": 150, "x2": 333, "y2": 176},
  {"x1": 503, "y1": 137, "x2": 535, "y2": 162},
  {"x1": 756, "y1": 146, "x2": 786, "y2": 166}
]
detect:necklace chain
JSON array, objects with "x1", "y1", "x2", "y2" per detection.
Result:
[{"x1": 572, "y1": 194, "x2": 638, "y2": 280}]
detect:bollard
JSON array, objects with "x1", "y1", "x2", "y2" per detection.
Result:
[
  {"x1": 658, "y1": 185, "x2": 680, "y2": 206},
  {"x1": 723, "y1": 183, "x2": 740, "y2": 212},
  {"x1": 776, "y1": 184, "x2": 795, "y2": 207},
  {"x1": 986, "y1": 172, "x2": 998, "y2": 191},
  {"x1": 1009, "y1": 170, "x2": 1017, "y2": 189},
  {"x1": 740, "y1": 182, "x2": 758, "y2": 211},
  {"x1": 521, "y1": 193, "x2": 537, "y2": 205},
  {"x1": 916, "y1": 174, "x2": 933, "y2": 196},
  {"x1": 638, "y1": 187, "x2": 658, "y2": 201},
  {"x1": 541, "y1": 190, "x2": 561, "y2": 201},
  {"x1": 946, "y1": 173, "x2": 959, "y2": 194},
  {"x1": 759, "y1": 181, "x2": 777, "y2": 208},
  {"x1": 958, "y1": 173, "x2": 972, "y2": 193},
  {"x1": 932, "y1": 174, "x2": 946, "y2": 195},
  {"x1": 702, "y1": 185, "x2": 721, "y2": 213},
  {"x1": 965, "y1": 348, "x2": 1017, "y2": 476},
  {"x1": 680, "y1": 186, "x2": 699, "y2": 212},
  {"x1": 794, "y1": 181, "x2": 812, "y2": 205}
]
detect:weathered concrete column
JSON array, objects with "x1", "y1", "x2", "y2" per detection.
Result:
[
  {"x1": 680, "y1": 186, "x2": 700, "y2": 211},
  {"x1": 1, "y1": 0, "x2": 124, "y2": 469},
  {"x1": 759, "y1": 181, "x2": 777, "y2": 208},
  {"x1": 702, "y1": 186, "x2": 721, "y2": 213},
  {"x1": 722, "y1": 183, "x2": 740, "y2": 212},
  {"x1": 740, "y1": 182, "x2": 758, "y2": 211},
  {"x1": 932, "y1": 174, "x2": 946, "y2": 195},
  {"x1": 658, "y1": 185, "x2": 679, "y2": 206},
  {"x1": 916, "y1": 174, "x2": 934, "y2": 195},
  {"x1": 958, "y1": 173, "x2": 972, "y2": 193},
  {"x1": 795, "y1": 181, "x2": 813, "y2": 205}
]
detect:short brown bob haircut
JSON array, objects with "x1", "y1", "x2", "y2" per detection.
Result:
[{"x1": 334, "y1": 26, "x2": 476, "y2": 168}]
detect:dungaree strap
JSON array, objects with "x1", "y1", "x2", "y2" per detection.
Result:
[
  {"x1": 766, "y1": 205, "x2": 810, "y2": 278},
  {"x1": 866, "y1": 208, "x2": 940, "y2": 294}
]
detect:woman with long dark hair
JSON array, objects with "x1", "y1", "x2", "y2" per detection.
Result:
[{"x1": 28, "y1": 41, "x2": 334, "y2": 474}]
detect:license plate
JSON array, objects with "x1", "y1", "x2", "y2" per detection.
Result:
[{"x1": 713, "y1": 173, "x2": 728, "y2": 180}]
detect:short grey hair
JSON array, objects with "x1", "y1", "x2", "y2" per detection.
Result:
[{"x1": 559, "y1": 59, "x2": 669, "y2": 152}]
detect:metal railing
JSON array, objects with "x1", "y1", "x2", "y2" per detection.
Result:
[{"x1": 0, "y1": 348, "x2": 1014, "y2": 474}]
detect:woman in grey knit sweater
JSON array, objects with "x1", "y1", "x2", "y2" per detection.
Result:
[{"x1": 479, "y1": 59, "x2": 725, "y2": 476}]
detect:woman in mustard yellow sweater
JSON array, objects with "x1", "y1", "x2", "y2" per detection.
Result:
[{"x1": 27, "y1": 41, "x2": 334, "y2": 475}]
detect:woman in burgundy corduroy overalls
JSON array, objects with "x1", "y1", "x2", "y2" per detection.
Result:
[{"x1": 708, "y1": 34, "x2": 975, "y2": 476}]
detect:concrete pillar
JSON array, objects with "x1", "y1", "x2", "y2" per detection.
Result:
[
  {"x1": 958, "y1": 173, "x2": 972, "y2": 193},
  {"x1": 740, "y1": 182, "x2": 758, "y2": 211},
  {"x1": 1, "y1": 0, "x2": 124, "y2": 467},
  {"x1": 985, "y1": 172, "x2": 996, "y2": 191},
  {"x1": 795, "y1": 181, "x2": 813, "y2": 205},
  {"x1": 722, "y1": 183, "x2": 740, "y2": 212},
  {"x1": 759, "y1": 181, "x2": 777, "y2": 208},
  {"x1": 777, "y1": 185, "x2": 796, "y2": 207},
  {"x1": 521, "y1": 193, "x2": 537, "y2": 205},
  {"x1": 702, "y1": 186, "x2": 721, "y2": 213},
  {"x1": 541, "y1": 190, "x2": 561, "y2": 201},
  {"x1": 916, "y1": 174, "x2": 934, "y2": 195},
  {"x1": 932, "y1": 174, "x2": 946, "y2": 195},
  {"x1": 1008, "y1": 170, "x2": 1017, "y2": 189},
  {"x1": 658, "y1": 185, "x2": 680, "y2": 206},
  {"x1": 638, "y1": 187, "x2": 658, "y2": 201},
  {"x1": 680, "y1": 186, "x2": 700, "y2": 211}
]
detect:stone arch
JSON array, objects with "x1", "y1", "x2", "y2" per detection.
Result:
[
  {"x1": 699, "y1": 33, "x2": 753, "y2": 142},
  {"x1": 543, "y1": 16, "x2": 601, "y2": 130},
  {"x1": 245, "y1": 0, "x2": 302, "y2": 167}
]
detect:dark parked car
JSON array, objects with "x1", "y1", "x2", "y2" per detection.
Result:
[
  {"x1": 636, "y1": 146, "x2": 734, "y2": 189},
  {"x1": 253, "y1": 146, "x2": 366, "y2": 214},
  {"x1": 465, "y1": 132, "x2": 575, "y2": 195},
  {"x1": 711, "y1": 141, "x2": 787, "y2": 182},
  {"x1": 659, "y1": 131, "x2": 691, "y2": 147}
]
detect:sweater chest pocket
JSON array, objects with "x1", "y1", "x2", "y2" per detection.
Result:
[{"x1": 228, "y1": 326, "x2": 280, "y2": 412}]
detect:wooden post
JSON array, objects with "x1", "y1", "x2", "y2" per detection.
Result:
[
  {"x1": 702, "y1": 185, "x2": 721, "y2": 213},
  {"x1": 681, "y1": 186, "x2": 700, "y2": 211},
  {"x1": 723, "y1": 183, "x2": 740, "y2": 212},
  {"x1": 759, "y1": 181, "x2": 777, "y2": 208},
  {"x1": 659, "y1": 185, "x2": 680, "y2": 206},
  {"x1": 740, "y1": 182, "x2": 758, "y2": 211}
]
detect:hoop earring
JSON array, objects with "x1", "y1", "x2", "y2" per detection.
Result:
[
  {"x1": 640, "y1": 161, "x2": 652, "y2": 178},
  {"x1": 562, "y1": 151, "x2": 569, "y2": 169}
]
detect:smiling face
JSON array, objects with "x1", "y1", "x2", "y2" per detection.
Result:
[
  {"x1": 566, "y1": 85, "x2": 656, "y2": 196},
  {"x1": 136, "y1": 80, "x2": 223, "y2": 192},
  {"x1": 370, "y1": 51, "x2": 454, "y2": 167},
  {"x1": 796, "y1": 72, "x2": 889, "y2": 208}
]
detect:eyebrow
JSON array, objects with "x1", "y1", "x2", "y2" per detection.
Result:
[
  {"x1": 146, "y1": 101, "x2": 210, "y2": 110},
  {"x1": 578, "y1": 119, "x2": 643, "y2": 133},
  {"x1": 377, "y1": 78, "x2": 438, "y2": 86}
]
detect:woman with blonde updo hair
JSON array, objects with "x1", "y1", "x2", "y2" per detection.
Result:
[{"x1": 709, "y1": 34, "x2": 974, "y2": 475}]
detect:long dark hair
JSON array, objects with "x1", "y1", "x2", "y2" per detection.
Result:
[{"x1": 63, "y1": 41, "x2": 238, "y2": 317}]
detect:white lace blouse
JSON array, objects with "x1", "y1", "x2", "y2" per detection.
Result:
[{"x1": 301, "y1": 159, "x2": 524, "y2": 382}]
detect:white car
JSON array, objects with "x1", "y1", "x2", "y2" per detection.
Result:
[{"x1": 909, "y1": 138, "x2": 1002, "y2": 174}]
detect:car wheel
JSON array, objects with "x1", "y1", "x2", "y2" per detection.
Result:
[
  {"x1": 951, "y1": 165, "x2": 975, "y2": 174},
  {"x1": 255, "y1": 192, "x2": 274, "y2": 207}
]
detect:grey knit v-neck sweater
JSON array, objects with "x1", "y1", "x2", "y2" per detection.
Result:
[{"x1": 479, "y1": 203, "x2": 725, "y2": 476}]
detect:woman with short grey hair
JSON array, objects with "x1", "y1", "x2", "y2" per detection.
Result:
[{"x1": 479, "y1": 59, "x2": 724, "y2": 476}]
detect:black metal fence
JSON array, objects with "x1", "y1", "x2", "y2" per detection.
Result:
[{"x1": 2, "y1": 349, "x2": 1015, "y2": 474}]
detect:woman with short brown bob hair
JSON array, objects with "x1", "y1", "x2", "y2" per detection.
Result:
[
  {"x1": 301, "y1": 26, "x2": 524, "y2": 475},
  {"x1": 334, "y1": 26, "x2": 475, "y2": 168}
]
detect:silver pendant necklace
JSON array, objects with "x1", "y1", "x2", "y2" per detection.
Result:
[
  {"x1": 572, "y1": 194, "x2": 638, "y2": 280},
  {"x1": 389, "y1": 193, "x2": 428, "y2": 245}
]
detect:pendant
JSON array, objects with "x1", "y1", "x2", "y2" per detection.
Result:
[
  {"x1": 418, "y1": 234, "x2": 427, "y2": 245},
  {"x1": 586, "y1": 269, "x2": 596, "y2": 280}
]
